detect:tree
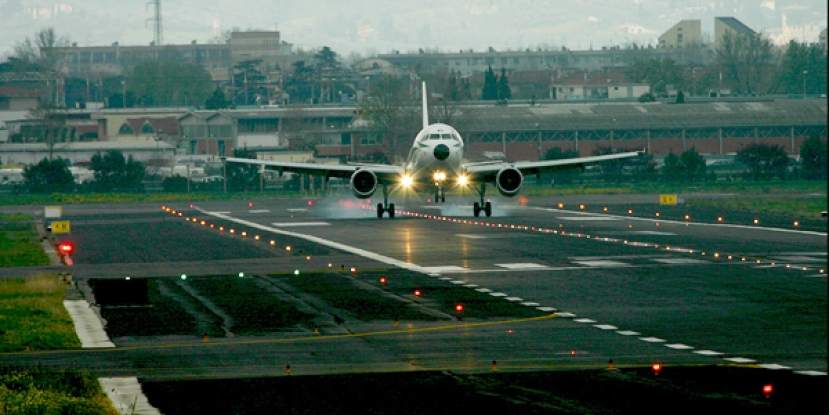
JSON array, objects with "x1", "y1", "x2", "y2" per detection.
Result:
[
  {"x1": 12, "y1": 27, "x2": 69, "y2": 70},
  {"x1": 736, "y1": 143, "x2": 790, "y2": 180},
  {"x1": 592, "y1": 146, "x2": 639, "y2": 182},
  {"x1": 678, "y1": 147, "x2": 706, "y2": 181},
  {"x1": 482, "y1": 66, "x2": 498, "y2": 100},
  {"x1": 779, "y1": 41, "x2": 828, "y2": 96},
  {"x1": 715, "y1": 31, "x2": 779, "y2": 95},
  {"x1": 284, "y1": 61, "x2": 316, "y2": 104},
  {"x1": 231, "y1": 59, "x2": 267, "y2": 106},
  {"x1": 799, "y1": 135, "x2": 827, "y2": 180},
  {"x1": 226, "y1": 148, "x2": 260, "y2": 191},
  {"x1": 205, "y1": 88, "x2": 231, "y2": 110},
  {"x1": 426, "y1": 69, "x2": 473, "y2": 128},
  {"x1": 661, "y1": 147, "x2": 707, "y2": 181},
  {"x1": 90, "y1": 150, "x2": 145, "y2": 192},
  {"x1": 625, "y1": 57, "x2": 686, "y2": 94},
  {"x1": 23, "y1": 157, "x2": 74, "y2": 194},
  {"x1": 26, "y1": 100, "x2": 68, "y2": 160},
  {"x1": 360, "y1": 75, "x2": 421, "y2": 161},
  {"x1": 543, "y1": 147, "x2": 581, "y2": 184},
  {"x1": 129, "y1": 61, "x2": 212, "y2": 107},
  {"x1": 496, "y1": 68, "x2": 512, "y2": 100}
]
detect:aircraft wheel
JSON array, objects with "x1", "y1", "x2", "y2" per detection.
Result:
[
  {"x1": 377, "y1": 203, "x2": 385, "y2": 218},
  {"x1": 484, "y1": 201, "x2": 492, "y2": 217},
  {"x1": 441, "y1": 194, "x2": 446, "y2": 203},
  {"x1": 388, "y1": 203, "x2": 395, "y2": 218},
  {"x1": 473, "y1": 202, "x2": 481, "y2": 217}
]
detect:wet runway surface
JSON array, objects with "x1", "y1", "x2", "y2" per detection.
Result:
[{"x1": 2, "y1": 195, "x2": 826, "y2": 382}]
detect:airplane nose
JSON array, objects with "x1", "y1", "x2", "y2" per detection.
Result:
[{"x1": 433, "y1": 144, "x2": 450, "y2": 161}]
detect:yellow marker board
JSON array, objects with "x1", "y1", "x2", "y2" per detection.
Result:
[
  {"x1": 51, "y1": 221, "x2": 71, "y2": 234},
  {"x1": 659, "y1": 194, "x2": 677, "y2": 205}
]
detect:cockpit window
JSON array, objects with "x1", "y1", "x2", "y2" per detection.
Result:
[
  {"x1": 429, "y1": 134, "x2": 441, "y2": 139},
  {"x1": 441, "y1": 134, "x2": 453, "y2": 139}
]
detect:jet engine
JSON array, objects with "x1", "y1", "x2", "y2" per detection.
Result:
[
  {"x1": 350, "y1": 169, "x2": 378, "y2": 199},
  {"x1": 495, "y1": 167, "x2": 523, "y2": 197}
]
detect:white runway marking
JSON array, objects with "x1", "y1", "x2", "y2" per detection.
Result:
[
  {"x1": 286, "y1": 208, "x2": 308, "y2": 212},
  {"x1": 616, "y1": 331, "x2": 640, "y2": 336},
  {"x1": 475, "y1": 288, "x2": 492, "y2": 293},
  {"x1": 456, "y1": 234, "x2": 535, "y2": 239},
  {"x1": 595, "y1": 324, "x2": 618, "y2": 330},
  {"x1": 489, "y1": 292, "x2": 508, "y2": 297},
  {"x1": 664, "y1": 343, "x2": 694, "y2": 350},
  {"x1": 271, "y1": 222, "x2": 331, "y2": 227},
  {"x1": 249, "y1": 209, "x2": 271, "y2": 213},
  {"x1": 438, "y1": 277, "x2": 452, "y2": 281},
  {"x1": 208, "y1": 211, "x2": 232, "y2": 214},
  {"x1": 537, "y1": 307, "x2": 558, "y2": 312},
  {"x1": 630, "y1": 231, "x2": 677, "y2": 236},
  {"x1": 421, "y1": 266, "x2": 470, "y2": 273},
  {"x1": 573, "y1": 260, "x2": 630, "y2": 267},
  {"x1": 574, "y1": 318, "x2": 596, "y2": 323},
  {"x1": 557, "y1": 216, "x2": 620, "y2": 221},
  {"x1": 693, "y1": 350, "x2": 724, "y2": 356},
  {"x1": 652, "y1": 258, "x2": 710, "y2": 265},
  {"x1": 63, "y1": 300, "x2": 115, "y2": 348},
  {"x1": 521, "y1": 302, "x2": 540, "y2": 306},
  {"x1": 723, "y1": 357, "x2": 756, "y2": 363},
  {"x1": 758, "y1": 364, "x2": 791, "y2": 370},
  {"x1": 451, "y1": 280, "x2": 467, "y2": 285},
  {"x1": 639, "y1": 337, "x2": 666, "y2": 343},
  {"x1": 464, "y1": 284, "x2": 479, "y2": 287},
  {"x1": 494, "y1": 263, "x2": 548, "y2": 269},
  {"x1": 505, "y1": 297, "x2": 523, "y2": 302},
  {"x1": 99, "y1": 377, "x2": 161, "y2": 415},
  {"x1": 795, "y1": 371, "x2": 828, "y2": 376},
  {"x1": 770, "y1": 255, "x2": 826, "y2": 262}
]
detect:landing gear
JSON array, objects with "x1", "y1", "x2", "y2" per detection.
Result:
[
  {"x1": 472, "y1": 184, "x2": 492, "y2": 217},
  {"x1": 377, "y1": 184, "x2": 395, "y2": 218},
  {"x1": 434, "y1": 187, "x2": 445, "y2": 203}
]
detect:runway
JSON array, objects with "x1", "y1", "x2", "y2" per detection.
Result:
[{"x1": 1, "y1": 195, "x2": 826, "y2": 383}]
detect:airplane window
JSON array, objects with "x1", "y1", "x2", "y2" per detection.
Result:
[
  {"x1": 441, "y1": 134, "x2": 452, "y2": 139},
  {"x1": 453, "y1": 134, "x2": 461, "y2": 141},
  {"x1": 429, "y1": 134, "x2": 441, "y2": 139}
]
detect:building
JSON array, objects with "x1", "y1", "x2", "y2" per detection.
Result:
[
  {"x1": 658, "y1": 20, "x2": 703, "y2": 49},
  {"x1": 47, "y1": 31, "x2": 298, "y2": 83},
  {"x1": 0, "y1": 86, "x2": 39, "y2": 111},
  {"x1": 714, "y1": 17, "x2": 756, "y2": 49},
  {"x1": 550, "y1": 69, "x2": 648, "y2": 101}
]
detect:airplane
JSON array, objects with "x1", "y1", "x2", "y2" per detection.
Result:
[{"x1": 223, "y1": 82, "x2": 643, "y2": 218}]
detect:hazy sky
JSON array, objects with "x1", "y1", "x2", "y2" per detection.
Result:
[{"x1": 1, "y1": 0, "x2": 826, "y2": 59}]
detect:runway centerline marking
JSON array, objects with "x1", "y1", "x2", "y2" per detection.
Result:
[{"x1": 271, "y1": 222, "x2": 331, "y2": 227}]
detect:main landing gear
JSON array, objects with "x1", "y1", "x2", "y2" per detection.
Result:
[
  {"x1": 472, "y1": 183, "x2": 492, "y2": 217},
  {"x1": 434, "y1": 187, "x2": 445, "y2": 203},
  {"x1": 377, "y1": 184, "x2": 395, "y2": 218}
]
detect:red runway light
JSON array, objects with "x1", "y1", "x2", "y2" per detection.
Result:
[
  {"x1": 190, "y1": 204, "x2": 194, "y2": 208},
  {"x1": 380, "y1": 277, "x2": 387, "y2": 284},
  {"x1": 308, "y1": 200, "x2": 314, "y2": 206},
  {"x1": 652, "y1": 363, "x2": 662, "y2": 375},
  {"x1": 248, "y1": 202, "x2": 254, "y2": 207},
  {"x1": 414, "y1": 289, "x2": 421, "y2": 297},
  {"x1": 763, "y1": 384, "x2": 773, "y2": 398},
  {"x1": 455, "y1": 304, "x2": 464, "y2": 312},
  {"x1": 57, "y1": 241, "x2": 74, "y2": 256}
]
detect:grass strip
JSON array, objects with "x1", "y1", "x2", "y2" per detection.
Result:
[
  {"x1": 0, "y1": 213, "x2": 49, "y2": 267},
  {"x1": 0, "y1": 365, "x2": 118, "y2": 415},
  {"x1": 686, "y1": 197, "x2": 828, "y2": 219},
  {"x1": 0, "y1": 275, "x2": 80, "y2": 352}
]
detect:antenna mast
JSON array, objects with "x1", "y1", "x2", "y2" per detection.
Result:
[{"x1": 148, "y1": 0, "x2": 163, "y2": 45}]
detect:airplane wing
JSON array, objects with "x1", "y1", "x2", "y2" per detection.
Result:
[
  {"x1": 222, "y1": 157, "x2": 404, "y2": 182},
  {"x1": 463, "y1": 150, "x2": 644, "y2": 180}
]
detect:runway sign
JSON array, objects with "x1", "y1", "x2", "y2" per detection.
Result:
[
  {"x1": 51, "y1": 221, "x2": 71, "y2": 234},
  {"x1": 659, "y1": 194, "x2": 677, "y2": 205},
  {"x1": 44, "y1": 206, "x2": 62, "y2": 218}
]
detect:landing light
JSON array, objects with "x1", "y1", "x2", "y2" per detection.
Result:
[
  {"x1": 458, "y1": 175, "x2": 468, "y2": 186},
  {"x1": 433, "y1": 171, "x2": 446, "y2": 181},
  {"x1": 401, "y1": 175, "x2": 414, "y2": 187}
]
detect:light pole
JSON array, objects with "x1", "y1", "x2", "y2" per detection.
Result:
[
  {"x1": 802, "y1": 70, "x2": 808, "y2": 99},
  {"x1": 121, "y1": 81, "x2": 126, "y2": 108},
  {"x1": 535, "y1": 122, "x2": 542, "y2": 160}
]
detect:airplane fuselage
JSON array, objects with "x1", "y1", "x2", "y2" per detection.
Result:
[{"x1": 403, "y1": 123, "x2": 465, "y2": 193}]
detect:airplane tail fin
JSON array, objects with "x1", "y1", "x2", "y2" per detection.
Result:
[{"x1": 421, "y1": 81, "x2": 429, "y2": 129}]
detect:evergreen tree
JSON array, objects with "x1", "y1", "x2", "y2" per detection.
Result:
[
  {"x1": 90, "y1": 150, "x2": 145, "y2": 192},
  {"x1": 23, "y1": 157, "x2": 74, "y2": 193},
  {"x1": 496, "y1": 68, "x2": 511, "y2": 100},
  {"x1": 736, "y1": 143, "x2": 790, "y2": 180},
  {"x1": 482, "y1": 66, "x2": 498, "y2": 100},
  {"x1": 799, "y1": 134, "x2": 827, "y2": 180},
  {"x1": 205, "y1": 88, "x2": 231, "y2": 110}
]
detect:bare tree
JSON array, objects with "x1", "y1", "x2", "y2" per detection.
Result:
[
  {"x1": 280, "y1": 105, "x2": 317, "y2": 152},
  {"x1": 12, "y1": 28, "x2": 70, "y2": 71},
  {"x1": 27, "y1": 100, "x2": 68, "y2": 160},
  {"x1": 361, "y1": 75, "x2": 421, "y2": 161}
]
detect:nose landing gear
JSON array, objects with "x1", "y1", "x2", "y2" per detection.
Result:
[{"x1": 472, "y1": 184, "x2": 492, "y2": 217}]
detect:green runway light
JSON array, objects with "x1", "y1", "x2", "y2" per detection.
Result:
[
  {"x1": 239, "y1": 272, "x2": 245, "y2": 278},
  {"x1": 294, "y1": 270, "x2": 300, "y2": 275},
  {"x1": 181, "y1": 274, "x2": 187, "y2": 280},
  {"x1": 125, "y1": 276, "x2": 131, "y2": 280}
]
